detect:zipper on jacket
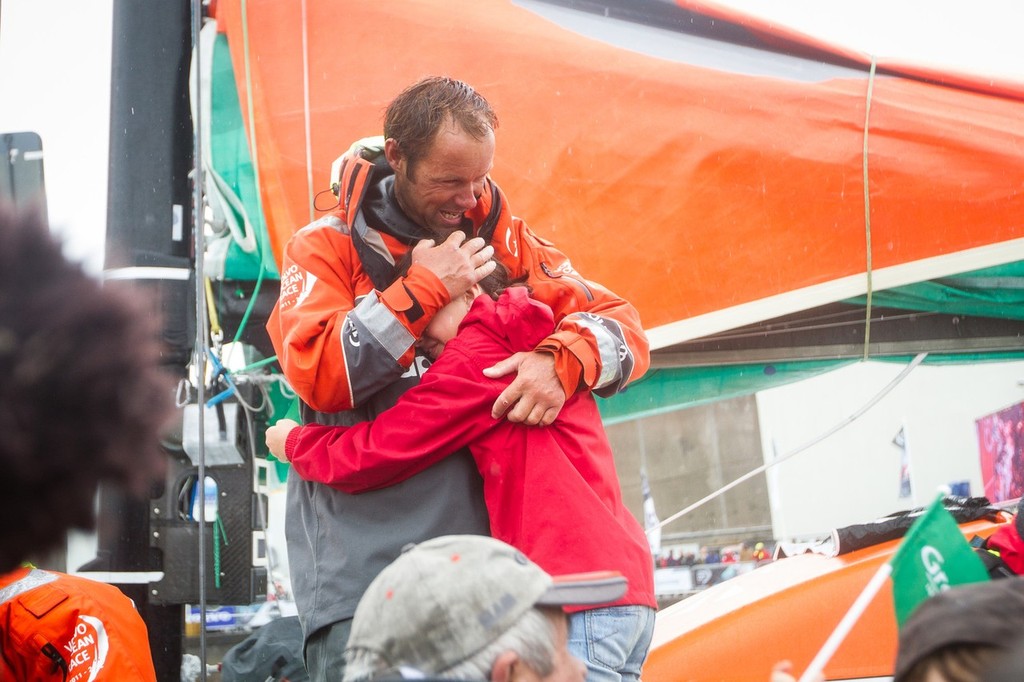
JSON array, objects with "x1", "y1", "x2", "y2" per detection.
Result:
[{"x1": 540, "y1": 262, "x2": 594, "y2": 302}]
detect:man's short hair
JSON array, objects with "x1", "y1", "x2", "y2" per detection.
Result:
[
  {"x1": 0, "y1": 204, "x2": 172, "y2": 571},
  {"x1": 384, "y1": 77, "x2": 498, "y2": 175},
  {"x1": 342, "y1": 534, "x2": 625, "y2": 680}
]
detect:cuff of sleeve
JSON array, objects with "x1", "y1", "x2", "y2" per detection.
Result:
[
  {"x1": 535, "y1": 331, "x2": 589, "y2": 397},
  {"x1": 284, "y1": 427, "x2": 303, "y2": 462},
  {"x1": 378, "y1": 263, "x2": 451, "y2": 334}
]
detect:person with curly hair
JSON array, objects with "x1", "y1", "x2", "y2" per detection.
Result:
[{"x1": 0, "y1": 203, "x2": 174, "y2": 680}]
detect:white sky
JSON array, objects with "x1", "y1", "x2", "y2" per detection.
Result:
[
  {"x1": 0, "y1": 0, "x2": 1021, "y2": 275},
  {"x1": 716, "y1": 0, "x2": 1024, "y2": 84},
  {"x1": 0, "y1": 1, "x2": 113, "y2": 274}
]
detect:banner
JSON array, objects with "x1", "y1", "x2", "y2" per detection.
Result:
[
  {"x1": 889, "y1": 495, "x2": 989, "y2": 626},
  {"x1": 640, "y1": 468, "x2": 661, "y2": 555},
  {"x1": 976, "y1": 401, "x2": 1024, "y2": 503},
  {"x1": 892, "y1": 424, "x2": 912, "y2": 499}
]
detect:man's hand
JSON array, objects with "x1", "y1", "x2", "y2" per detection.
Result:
[
  {"x1": 411, "y1": 231, "x2": 495, "y2": 298},
  {"x1": 484, "y1": 352, "x2": 565, "y2": 426},
  {"x1": 266, "y1": 418, "x2": 301, "y2": 462}
]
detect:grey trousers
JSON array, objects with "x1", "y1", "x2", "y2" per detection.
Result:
[{"x1": 304, "y1": 618, "x2": 352, "y2": 682}]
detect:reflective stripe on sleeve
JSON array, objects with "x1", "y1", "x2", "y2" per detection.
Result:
[
  {"x1": 0, "y1": 569, "x2": 58, "y2": 606},
  {"x1": 570, "y1": 313, "x2": 635, "y2": 393},
  {"x1": 351, "y1": 291, "x2": 416, "y2": 362},
  {"x1": 342, "y1": 292, "x2": 418, "y2": 405}
]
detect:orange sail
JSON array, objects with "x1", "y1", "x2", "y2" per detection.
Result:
[{"x1": 213, "y1": 0, "x2": 1024, "y2": 352}]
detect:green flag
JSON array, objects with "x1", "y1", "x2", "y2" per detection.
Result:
[{"x1": 889, "y1": 494, "x2": 990, "y2": 626}]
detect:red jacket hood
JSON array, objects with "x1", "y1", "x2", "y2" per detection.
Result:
[{"x1": 464, "y1": 286, "x2": 555, "y2": 353}]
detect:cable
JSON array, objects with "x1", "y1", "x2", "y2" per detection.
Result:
[
  {"x1": 648, "y1": 352, "x2": 928, "y2": 534},
  {"x1": 189, "y1": 0, "x2": 210, "y2": 673},
  {"x1": 213, "y1": 515, "x2": 228, "y2": 590},
  {"x1": 301, "y1": 0, "x2": 315, "y2": 224},
  {"x1": 862, "y1": 57, "x2": 877, "y2": 360},
  {"x1": 675, "y1": 309, "x2": 939, "y2": 346}
]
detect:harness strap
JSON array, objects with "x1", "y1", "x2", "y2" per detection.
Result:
[
  {"x1": 476, "y1": 178, "x2": 504, "y2": 244},
  {"x1": 340, "y1": 154, "x2": 376, "y2": 217},
  {"x1": 970, "y1": 535, "x2": 1018, "y2": 579},
  {"x1": 41, "y1": 642, "x2": 69, "y2": 681}
]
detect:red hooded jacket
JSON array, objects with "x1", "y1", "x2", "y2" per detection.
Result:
[{"x1": 285, "y1": 287, "x2": 655, "y2": 611}]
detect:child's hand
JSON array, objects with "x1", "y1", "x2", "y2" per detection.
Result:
[{"x1": 266, "y1": 419, "x2": 300, "y2": 462}]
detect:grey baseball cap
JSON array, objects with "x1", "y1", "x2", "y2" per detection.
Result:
[{"x1": 345, "y1": 534, "x2": 627, "y2": 675}]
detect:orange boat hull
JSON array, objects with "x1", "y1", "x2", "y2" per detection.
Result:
[{"x1": 644, "y1": 517, "x2": 1007, "y2": 681}]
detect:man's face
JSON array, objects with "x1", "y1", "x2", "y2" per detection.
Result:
[{"x1": 387, "y1": 120, "x2": 495, "y2": 238}]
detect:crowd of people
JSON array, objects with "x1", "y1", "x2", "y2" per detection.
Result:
[{"x1": 654, "y1": 542, "x2": 773, "y2": 569}]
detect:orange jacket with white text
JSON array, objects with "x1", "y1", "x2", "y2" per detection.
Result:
[{"x1": 0, "y1": 567, "x2": 157, "y2": 681}]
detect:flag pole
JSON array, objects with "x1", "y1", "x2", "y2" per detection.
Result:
[{"x1": 797, "y1": 562, "x2": 892, "y2": 682}]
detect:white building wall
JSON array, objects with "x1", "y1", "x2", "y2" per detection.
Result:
[{"x1": 756, "y1": 359, "x2": 1024, "y2": 540}]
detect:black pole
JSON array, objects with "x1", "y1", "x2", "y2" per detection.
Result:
[{"x1": 99, "y1": 1, "x2": 195, "y2": 679}]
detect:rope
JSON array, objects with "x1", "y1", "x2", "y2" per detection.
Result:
[
  {"x1": 301, "y1": 0, "x2": 315, "y2": 223},
  {"x1": 213, "y1": 514, "x2": 228, "y2": 589},
  {"x1": 204, "y1": 278, "x2": 223, "y2": 344},
  {"x1": 221, "y1": 0, "x2": 271, "y2": 363},
  {"x1": 648, "y1": 352, "x2": 928, "y2": 534},
  {"x1": 234, "y1": 381, "x2": 269, "y2": 414},
  {"x1": 230, "y1": 266, "x2": 267, "y2": 349},
  {"x1": 862, "y1": 57, "x2": 877, "y2": 360},
  {"x1": 240, "y1": 0, "x2": 262, "y2": 214}
]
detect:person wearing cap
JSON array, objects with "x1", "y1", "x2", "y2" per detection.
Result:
[
  {"x1": 342, "y1": 534, "x2": 627, "y2": 682},
  {"x1": 267, "y1": 260, "x2": 656, "y2": 682}
]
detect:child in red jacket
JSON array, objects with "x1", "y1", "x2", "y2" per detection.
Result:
[{"x1": 267, "y1": 264, "x2": 655, "y2": 682}]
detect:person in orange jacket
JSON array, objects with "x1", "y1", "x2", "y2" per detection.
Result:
[
  {"x1": 0, "y1": 566, "x2": 158, "y2": 680},
  {"x1": 265, "y1": 76, "x2": 649, "y2": 680},
  {"x1": 0, "y1": 204, "x2": 172, "y2": 679}
]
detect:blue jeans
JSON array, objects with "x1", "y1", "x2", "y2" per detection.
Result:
[{"x1": 567, "y1": 605, "x2": 656, "y2": 682}]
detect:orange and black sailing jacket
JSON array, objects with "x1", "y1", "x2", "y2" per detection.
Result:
[{"x1": 263, "y1": 145, "x2": 650, "y2": 642}]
